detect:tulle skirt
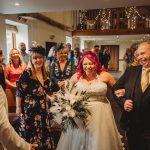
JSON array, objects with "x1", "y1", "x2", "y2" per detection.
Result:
[{"x1": 57, "y1": 99, "x2": 124, "y2": 150}]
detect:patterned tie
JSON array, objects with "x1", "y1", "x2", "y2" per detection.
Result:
[{"x1": 141, "y1": 68, "x2": 150, "y2": 92}]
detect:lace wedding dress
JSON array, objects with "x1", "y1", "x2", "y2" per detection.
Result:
[{"x1": 56, "y1": 77, "x2": 124, "y2": 150}]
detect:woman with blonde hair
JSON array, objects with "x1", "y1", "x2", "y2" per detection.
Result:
[
  {"x1": 16, "y1": 43, "x2": 54, "y2": 150},
  {"x1": 5, "y1": 48, "x2": 26, "y2": 112}
]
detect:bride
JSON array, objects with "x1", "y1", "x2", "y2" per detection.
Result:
[{"x1": 56, "y1": 50, "x2": 124, "y2": 150}]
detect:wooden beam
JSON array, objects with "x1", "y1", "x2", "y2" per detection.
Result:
[
  {"x1": 72, "y1": 28, "x2": 150, "y2": 36},
  {"x1": 18, "y1": 13, "x2": 73, "y2": 32}
]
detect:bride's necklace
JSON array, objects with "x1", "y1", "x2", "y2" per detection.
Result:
[{"x1": 85, "y1": 74, "x2": 98, "y2": 85}]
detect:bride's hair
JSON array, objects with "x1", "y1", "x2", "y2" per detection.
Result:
[{"x1": 77, "y1": 50, "x2": 102, "y2": 79}]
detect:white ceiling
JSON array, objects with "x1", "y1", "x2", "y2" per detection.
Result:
[{"x1": 0, "y1": 0, "x2": 150, "y2": 14}]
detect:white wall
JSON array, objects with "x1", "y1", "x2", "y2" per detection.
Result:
[
  {"x1": 28, "y1": 19, "x2": 72, "y2": 48},
  {"x1": 0, "y1": 15, "x2": 7, "y2": 63},
  {"x1": 16, "y1": 24, "x2": 28, "y2": 50},
  {"x1": 41, "y1": 11, "x2": 73, "y2": 27},
  {"x1": 2, "y1": 13, "x2": 72, "y2": 52},
  {"x1": 5, "y1": 19, "x2": 29, "y2": 50}
]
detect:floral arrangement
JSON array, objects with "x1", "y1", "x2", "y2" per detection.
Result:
[{"x1": 49, "y1": 81, "x2": 91, "y2": 131}]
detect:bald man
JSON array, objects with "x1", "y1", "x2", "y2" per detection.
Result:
[
  {"x1": 18, "y1": 42, "x2": 29, "y2": 65},
  {"x1": 113, "y1": 42, "x2": 150, "y2": 150}
]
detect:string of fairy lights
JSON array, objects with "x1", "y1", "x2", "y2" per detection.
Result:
[
  {"x1": 125, "y1": 6, "x2": 150, "y2": 29},
  {"x1": 80, "y1": 6, "x2": 150, "y2": 30},
  {"x1": 80, "y1": 9, "x2": 111, "y2": 30}
]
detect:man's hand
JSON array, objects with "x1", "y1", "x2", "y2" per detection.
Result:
[
  {"x1": 29, "y1": 144, "x2": 38, "y2": 150},
  {"x1": 124, "y1": 99, "x2": 133, "y2": 112}
]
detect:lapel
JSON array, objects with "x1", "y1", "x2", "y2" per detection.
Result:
[
  {"x1": 133, "y1": 66, "x2": 150, "y2": 110},
  {"x1": 143, "y1": 84, "x2": 150, "y2": 93},
  {"x1": 126, "y1": 66, "x2": 142, "y2": 100},
  {"x1": 140, "y1": 84, "x2": 150, "y2": 106},
  {"x1": 140, "y1": 66, "x2": 150, "y2": 94}
]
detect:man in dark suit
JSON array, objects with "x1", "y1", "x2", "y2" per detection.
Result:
[
  {"x1": 100, "y1": 47, "x2": 111, "y2": 69},
  {"x1": 113, "y1": 42, "x2": 150, "y2": 150},
  {"x1": 92, "y1": 45, "x2": 101, "y2": 62},
  {"x1": 66, "y1": 43, "x2": 74, "y2": 60}
]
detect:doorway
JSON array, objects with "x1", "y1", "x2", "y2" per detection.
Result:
[{"x1": 101, "y1": 45, "x2": 119, "y2": 71}]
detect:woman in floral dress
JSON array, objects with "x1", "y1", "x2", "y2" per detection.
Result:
[{"x1": 16, "y1": 44, "x2": 54, "y2": 150}]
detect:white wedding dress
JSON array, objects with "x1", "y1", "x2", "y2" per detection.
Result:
[{"x1": 56, "y1": 77, "x2": 124, "y2": 150}]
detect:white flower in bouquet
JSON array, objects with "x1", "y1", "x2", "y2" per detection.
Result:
[
  {"x1": 68, "y1": 109, "x2": 76, "y2": 118},
  {"x1": 65, "y1": 105, "x2": 71, "y2": 111},
  {"x1": 50, "y1": 105, "x2": 61, "y2": 113},
  {"x1": 62, "y1": 111, "x2": 69, "y2": 117},
  {"x1": 49, "y1": 80, "x2": 91, "y2": 131},
  {"x1": 70, "y1": 98, "x2": 76, "y2": 105},
  {"x1": 54, "y1": 114, "x2": 62, "y2": 124}
]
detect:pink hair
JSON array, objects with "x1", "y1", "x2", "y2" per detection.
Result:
[{"x1": 77, "y1": 50, "x2": 103, "y2": 79}]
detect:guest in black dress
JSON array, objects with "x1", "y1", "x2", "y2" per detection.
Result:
[{"x1": 16, "y1": 44, "x2": 54, "y2": 150}]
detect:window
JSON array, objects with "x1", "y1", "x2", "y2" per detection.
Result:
[{"x1": 6, "y1": 24, "x2": 18, "y2": 62}]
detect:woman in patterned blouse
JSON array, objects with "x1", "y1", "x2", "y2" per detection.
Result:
[
  {"x1": 16, "y1": 44, "x2": 54, "y2": 150},
  {"x1": 50, "y1": 44, "x2": 75, "y2": 92}
]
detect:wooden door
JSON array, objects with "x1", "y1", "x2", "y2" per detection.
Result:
[{"x1": 101, "y1": 45, "x2": 119, "y2": 71}]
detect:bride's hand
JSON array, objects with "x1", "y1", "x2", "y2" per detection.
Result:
[
  {"x1": 115, "y1": 89, "x2": 125, "y2": 97},
  {"x1": 46, "y1": 94, "x2": 56, "y2": 102},
  {"x1": 57, "y1": 81, "x2": 65, "y2": 87}
]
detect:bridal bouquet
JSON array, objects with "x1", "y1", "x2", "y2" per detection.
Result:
[{"x1": 49, "y1": 81, "x2": 91, "y2": 131}]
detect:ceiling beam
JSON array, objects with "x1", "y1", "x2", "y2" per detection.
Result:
[
  {"x1": 18, "y1": 13, "x2": 73, "y2": 32},
  {"x1": 72, "y1": 28, "x2": 150, "y2": 36}
]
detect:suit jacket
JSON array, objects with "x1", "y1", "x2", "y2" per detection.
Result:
[
  {"x1": 99, "y1": 52, "x2": 111, "y2": 66},
  {"x1": 113, "y1": 65, "x2": 150, "y2": 140},
  {"x1": 0, "y1": 85, "x2": 29, "y2": 150},
  {"x1": 0, "y1": 67, "x2": 5, "y2": 91}
]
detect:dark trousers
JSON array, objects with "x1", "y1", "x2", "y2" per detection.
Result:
[{"x1": 127, "y1": 129, "x2": 150, "y2": 150}]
